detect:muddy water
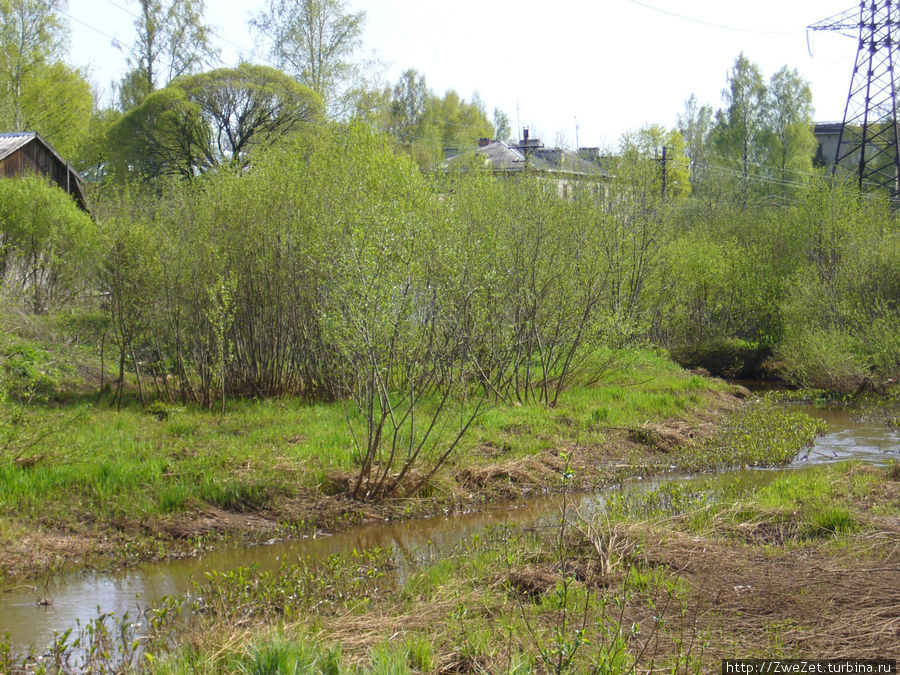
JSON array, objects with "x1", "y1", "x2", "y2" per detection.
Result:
[
  {"x1": 2, "y1": 404, "x2": 898, "y2": 655},
  {"x1": 793, "y1": 405, "x2": 900, "y2": 464}
]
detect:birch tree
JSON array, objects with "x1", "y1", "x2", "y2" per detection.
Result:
[{"x1": 251, "y1": 0, "x2": 365, "y2": 116}]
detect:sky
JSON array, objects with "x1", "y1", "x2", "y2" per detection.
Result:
[{"x1": 65, "y1": 0, "x2": 861, "y2": 149}]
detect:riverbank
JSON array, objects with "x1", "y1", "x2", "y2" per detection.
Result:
[
  {"x1": 0, "y1": 349, "x2": 825, "y2": 582},
  {"x1": 9, "y1": 461, "x2": 896, "y2": 673}
]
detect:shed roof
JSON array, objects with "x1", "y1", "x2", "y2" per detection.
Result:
[
  {"x1": 0, "y1": 131, "x2": 86, "y2": 185},
  {"x1": 0, "y1": 131, "x2": 37, "y2": 162},
  {"x1": 0, "y1": 131, "x2": 88, "y2": 211}
]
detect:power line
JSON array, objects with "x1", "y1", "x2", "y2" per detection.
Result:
[
  {"x1": 629, "y1": 0, "x2": 804, "y2": 36},
  {"x1": 53, "y1": 3, "x2": 128, "y2": 51},
  {"x1": 102, "y1": 0, "x2": 260, "y2": 64},
  {"x1": 99, "y1": 0, "x2": 259, "y2": 71}
]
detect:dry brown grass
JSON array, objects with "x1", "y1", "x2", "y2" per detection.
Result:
[{"x1": 621, "y1": 524, "x2": 900, "y2": 660}]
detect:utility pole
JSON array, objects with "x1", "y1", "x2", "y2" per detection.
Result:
[
  {"x1": 523, "y1": 126, "x2": 531, "y2": 171},
  {"x1": 516, "y1": 101, "x2": 522, "y2": 146},
  {"x1": 810, "y1": 1, "x2": 900, "y2": 199},
  {"x1": 661, "y1": 146, "x2": 668, "y2": 202}
]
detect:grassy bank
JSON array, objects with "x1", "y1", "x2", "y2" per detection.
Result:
[
  {"x1": 10, "y1": 462, "x2": 896, "y2": 673},
  {"x1": 0, "y1": 349, "x2": 821, "y2": 581}
]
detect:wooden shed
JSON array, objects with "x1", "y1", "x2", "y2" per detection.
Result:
[{"x1": 0, "y1": 131, "x2": 88, "y2": 212}]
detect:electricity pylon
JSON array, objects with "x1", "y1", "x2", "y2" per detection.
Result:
[{"x1": 810, "y1": 1, "x2": 900, "y2": 197}]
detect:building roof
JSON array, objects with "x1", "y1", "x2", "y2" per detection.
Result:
[
  {"x1": 814, "y1": 122, "x2": 843, "y2": 135},
  {"x1": 0, "y1": 131, "x2": 88, "y2": 211},
  {"x1": 445, "y1": 140, "x2": 606, "y2": 177},
  {"x1": 0, "y1": 131, "x2": 37, "y2": 162},
  {"x1": 0, "y1": 131, "x2": 85, "y2": 184},
  {"x1": 473, "y1": 140, "x2": 527, "y2": 170}
]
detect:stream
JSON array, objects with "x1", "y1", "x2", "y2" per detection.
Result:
[{"x1": 2, "y1": 403, "x2": 898, "y2": 657}]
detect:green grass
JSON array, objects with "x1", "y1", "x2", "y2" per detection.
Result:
[
  {"x1": 609, "y1": 462, "x2": 889, "y2": 545},
  {"x1": 0, "y1": 348, "x2": 734, "y2": 551},
  {"x1": 678, "y1": 398, "x2": 826, "y2": 471},
  {"x1": 138, "y1": 523, "x2": 663, "y2": 674},
  {"x1": 6, "y1": 464, "x2": 896, "y2": 674}
]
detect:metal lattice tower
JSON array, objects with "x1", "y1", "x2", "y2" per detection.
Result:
[{"x1": 810, "y1": 1, "x2": 900, "y2": 197}]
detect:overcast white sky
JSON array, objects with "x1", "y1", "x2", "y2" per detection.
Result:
[{"x1": 66, "y1": 0, "x2": 859, "y2": 149}]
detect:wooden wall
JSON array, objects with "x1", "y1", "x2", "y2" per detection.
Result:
[{"x1": 1, "y1": 139, "x2": 85, "y2": 209}]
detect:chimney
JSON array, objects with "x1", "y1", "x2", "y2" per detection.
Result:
[{"x1": 478, "y1": 137, "x2": 492, "y2": 147}]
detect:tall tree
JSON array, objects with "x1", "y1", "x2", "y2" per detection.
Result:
[
  {"x1": 181, "y1": 63, "x2": 322, "y2": 163},
  {"x1": 119, "y1": 0, "x2": 218, "y2": 111},
  {"x1": 712, "y1": 53, "x2": 768, "y2": 195},
  {"x1": 0, "y1": 0, "x2": 67, "y2": 130},
  {"x1": 677, "y1": 94, "x2": 713, "y2": 188},
  {"x1": 765, "y1": 66, "x2": 816, "y2": 188},
  {"x1": 0, "y1": 0, "x2": 94, "y2": 157},
  {"x1": 380, "y1": 70, "x2": 492, "y2": 167},
  {"x1": 492, "y1": 107, "x2": 511, "y2": 142},
  {"x1": 107, "y1": 63, "x2": 322, "y2": 178},
  {"x1": 251, "y1": 0, "x2": 365, "y2": 116},
  {"x1": 620, "y1": 125, "x2": 691, "y2": 201},
  {"x1": 387, "y1": 68, "x2": 428, "y2": 144},
  {"x1": 15, "y1": 61, "x2": 93, "y2": 157},
  {"x1": 423, "y1": 90, "x2": 493, "y2": 155}
]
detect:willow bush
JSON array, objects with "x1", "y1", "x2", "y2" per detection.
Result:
[
  {"x1": 777, "y1": 185, "x2": 900, "y2": 391},
  {"x1": 78, "y1": 122, "x2": 900, "y2": 499},
  {"x1": 0, "y1": 175, "x2": 96, "y2": 313}
]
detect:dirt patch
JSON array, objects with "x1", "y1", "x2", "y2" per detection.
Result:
[
  {"x1": 505, "y1": 566, "x2": 561, "y2": 597},
  {"x1": 152, "y1": 506, "x2": 281, "y2": 539},
  {"x1": 455, "y1": 453, "x2": 565, "y2": 495},
  {"x1": 628, "y1": 419, "x2": 698, "y2": 452},
  {"x1": 0, "y1": 531, "x2": 121, "y2": 580},
  {"x1": 317, "y1": 595, "x2": 481, "y2": 656}
]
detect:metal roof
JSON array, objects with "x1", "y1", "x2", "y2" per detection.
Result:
[
  {"x1": 445, "y1": 140, "x2": 606, "y2": 176},
  {"x1": 0, "y1": 131, "x2": 89, "y2": 212},
  {"x1": 0, "y1": 131, "x2": 85, "y2": 186},
  {"x1": 0, "y1": 131, "x2": 37, "y2": 163}
]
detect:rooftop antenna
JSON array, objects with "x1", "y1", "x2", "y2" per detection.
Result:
[
  {"x1": 810, "y1": 1, "x2": 900, "y2": 198},
  {"x1": 574, "y1": 117, "x2": 580, "y2": 150},
  {"x1": 516, "y1": 101, "x2": 522, "y2": 143}
]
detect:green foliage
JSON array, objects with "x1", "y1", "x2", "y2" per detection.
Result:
[
  {"x1": 712, "y1": 53, "x2": 768, "y2": 188},
  {"x1": 686, "y1": 53, "x2": 817, "y2": 201},
  {"x1": 0, "y1": 0, "x2": 94, "y2": 156},
  {"x1": 765, "y1": 66, "x2": 817, "y2": 187},
  {"x1": 11, "y1": 61, "x2": 94, "y2": 158},
  {"x1": 369, "y1": 68, "x2": 494, "y2": 168},
  {"x1": 106, "y1": 64, "x2": 323, "y2": 179},
  {"x1": 677, "y1": 94, "x2": 714, "y2": 187},
  {"x1": 0, "y1": 176, "x2": 97, "y2": 312},
  {"x1": 71, "y1": 107, "x2": 123, "y2": 179},
  {"x1": 180, "y1": 63, "x2": 323, "y2": 163},
  {"x1": 493, "y1": 107, "x2": 511, "y2": 142},
  {"x1": 228, "y1": 638, "x2": 342, "y2": 675},
  {"x1": 679, "y1": 398, "x2": 825, "y2": 471},
  {"x1": 0, "y1": 0, "x2": 67, "y2": 129},
  {"x1": 669, "y1": 338, "x2": 770, "y2": 380},
  {"x1": 652, "y1": 210, "x2": 786, "y2": 351},
  {"x1": 252, "y1": 0, "x2": 366, "y2": 115},
  {"x1": 119, "y1": 0, "x2": 220, "y2": 111},
  {"x1": 619, "y1": 124, "x2": 691, "y2": 200},
  {"x1": 108, "y1": 86, "x2": 211, "y2": 179},
  {"x1": 1, "y1": 340, "x2": 65, "y2": 400},
  {"x1": 777, "y1": 184, "x2": 900, "y2": 391}
]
